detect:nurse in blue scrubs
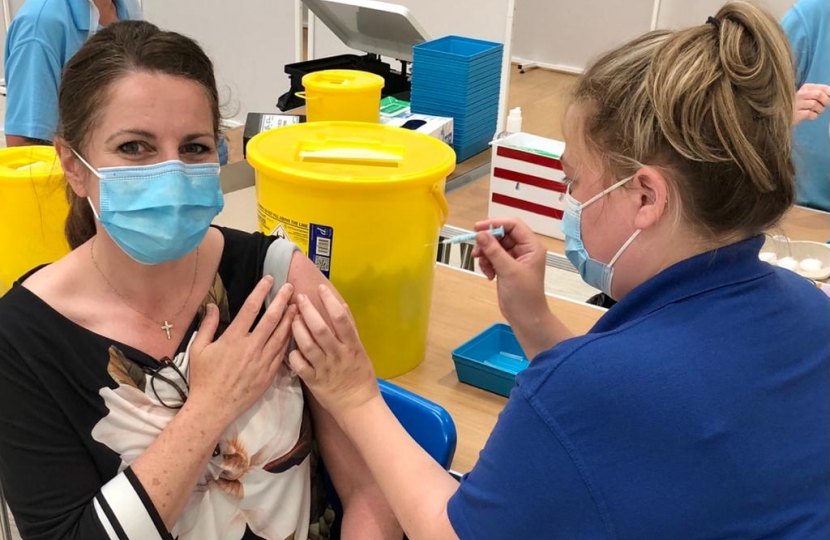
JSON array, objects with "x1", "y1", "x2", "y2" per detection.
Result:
[
  {"x1": 4, "y1": 0, "x2": 142, "y2": 147},
  {"x1": 781, "y1": 0, "x2": 830, "y2": 211},
  {"x1": 285, "y1": 2, "x2": 830, "y2": 540},
  {"x1": 4, "y1": 0, "x2": 229, "y2": 164}
]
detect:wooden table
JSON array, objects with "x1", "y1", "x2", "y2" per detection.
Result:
[
  {"x1": 391, "y1": 265, "x2": 605, "y2": 472},
  {"x1": 446, "y1": 177, "x2": 830, "y2": 254}
]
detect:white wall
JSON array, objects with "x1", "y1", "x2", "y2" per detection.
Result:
[
  {"x1": 143, "y1": 0, "x2": 295, "y2": 126},
  {"x1": 512, "y1": 0, "x2": 798, "y2": 72},
  {"x1": 656, "y1": 0, "x2": 793, "y2": 29},
  {"x1": 512, "y1": 0, "x2": 654, "y2": 72}
]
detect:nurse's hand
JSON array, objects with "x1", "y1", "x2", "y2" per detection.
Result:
[
  {"x1": 471, "y1": 218, "x2": 548, "y2": 326},
  {"x1": 288, "y1": 285, "x2": 380, "y2": 420},
  {"x1": 793, "y1": 83, "x2": 830, "y2": 125}
]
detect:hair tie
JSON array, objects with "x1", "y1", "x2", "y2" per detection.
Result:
[{"x1": 706, "y1": 16, "x2": 721, "y2": 32}]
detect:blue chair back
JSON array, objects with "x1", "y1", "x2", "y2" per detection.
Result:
[
  {"x1": 324, "y1": 379, "x2": 457, "y2": 538},
  {"x1": 377, "y1": 379, "x2": 457, "y2": 468}
]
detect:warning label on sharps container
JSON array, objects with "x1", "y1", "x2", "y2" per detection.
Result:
[{"x1": 257, "y1": 204, "x2": 334, "y2": 278}]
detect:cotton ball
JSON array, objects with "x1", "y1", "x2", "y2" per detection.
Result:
[
  {"x1": 758, "y1": 251, "x2": 777, "y2": 264},
  {"x1": 776, "y1": 256, "x2": 799, "y2": 271},
  {"x1": 798, "y1": 258, "x2": 823, "y2": 272}
]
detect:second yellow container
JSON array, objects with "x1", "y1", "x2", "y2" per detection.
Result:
[
  {"x1": 247, "y1": 122, "x2": 455, "y2": 378},
  {"x1": 300, "y1": 69, "x2": 385, "y2": 123},
  {"x1": 0, "y1": 146, "x2": 69, "y2": 295}
]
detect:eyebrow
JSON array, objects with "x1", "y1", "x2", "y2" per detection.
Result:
[
  {"x1": 106, "y1": 129, "x2": 156, "y2": 144},
  {"x1": 105, "y1": 130, "x2": 215, "y2": 144},
  {"x1": 182, "y1": 133, "x2": 215, "y2": 143},
  {"x1": 560, "y1": 153, "x2": 571, "y2": 168}
]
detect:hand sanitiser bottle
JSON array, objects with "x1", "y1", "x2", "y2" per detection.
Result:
[
  {"x1": 505, "y1": 107, "x2": 523, "y2": 133},
  {"x1": 495, "y1": 107, "x2": 523, "y2": 141}
]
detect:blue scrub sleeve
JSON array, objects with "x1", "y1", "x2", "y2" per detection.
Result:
[{"x1": 4, "y1": 38, "x2": 62, "y2": 141}]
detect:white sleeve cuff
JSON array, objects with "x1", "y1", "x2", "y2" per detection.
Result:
[{"x1": 93, "y1": 468, "x2": 172, "y2": 540}]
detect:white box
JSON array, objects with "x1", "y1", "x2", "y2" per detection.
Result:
[
  {"x1": 381, "y1": 110, "x2": 454, "y2": 146},
  {"x1": 488, "y1": 132, "x2": 567, "y2": 239}
]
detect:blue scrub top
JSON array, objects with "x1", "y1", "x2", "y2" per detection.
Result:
[
  {"x1": 782, "y1": 0, "x2": 830, "y2": 211},
  {"x1": 448, "y1": 236, "x2": 829, "y2": 539},
  {"x1": 3, "y1": 0, "x2": 140, "y2": 141}
]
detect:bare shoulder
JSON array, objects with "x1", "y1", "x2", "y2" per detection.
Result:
[
  {"x1": 287, "y1": 251, "x2": 326, "y2": 293},
  {"x1": 286, "y1": 251, "x2": 346, "y2": 304},
  {"x1": 20, "y1": 245, "x2": 89, "y2": 301},
  {"x1": 202, "y1": 227, "x2": 225, "y2": 270}
]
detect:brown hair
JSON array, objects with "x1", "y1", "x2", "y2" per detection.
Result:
[
  {"x1": 59, "y1": 20, "x2": 220, "y2": 249},
  {"x1": 571, "y1": 1, "x2": 795, "y2": 240}
]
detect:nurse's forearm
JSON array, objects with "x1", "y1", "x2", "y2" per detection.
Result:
[
  {"x1": 510, "y1": 307, "x2": 573, "y2": 360},
  {"x1": 339, "y1": 396, "x2": 461, "y2": 540}
]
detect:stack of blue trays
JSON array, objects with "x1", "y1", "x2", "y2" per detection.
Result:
[{"x1": 411, "y1": 36, "x2": 503, "y2": 162}]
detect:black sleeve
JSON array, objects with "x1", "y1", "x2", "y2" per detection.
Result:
[{"x1": 0, "y1": 340, "x2": 171, "y2": 540}]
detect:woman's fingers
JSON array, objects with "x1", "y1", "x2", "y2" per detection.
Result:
[
  {"x1": 287, "y1": 349, "x2": 316, "y2": 382},
  {"x1": 291, "y1": 315, "x2": 325, "y2": 364},
  {"x1": 192, "y1": 303, "x2": 219, "y2": 353},
  {"x1": 250, "y1": 283, "x2": 294, "y2": 347},
  {"x1": 261, "y1": 304, "x2": 297, "y2": 365},
  {"x1": 317, "y1": 285, "x2": 360, "y2": 344},
  {"x1": 226, "y1": 276, "x2": 273, "y2": 338},
  {"x1": 295, "y1": 293, "x2": 341, "y2": 351},
  {"x1": 478, "y1": 257, "x2": 497, "y2": 280}
]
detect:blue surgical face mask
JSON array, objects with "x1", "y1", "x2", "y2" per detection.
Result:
[
  {"x1": 73, "y1": 151, "x2": 224, "y2": 265},
  {"x1": 560, "y1": 174, "x2": 641, "y2": 298}
]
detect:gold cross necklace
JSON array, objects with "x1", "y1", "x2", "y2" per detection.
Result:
[{"x1": 90, "y1": 236, "x2": 199, "y2": 340}]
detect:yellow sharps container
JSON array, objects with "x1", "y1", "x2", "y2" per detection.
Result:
[
  {"x1": 0, "y1": 146, "x2": 69, "y2": 295},
  {"x1": 247, "y1": 122, "x2": 456, "y2": 378},
  {"x1": 300, "y1": 70, "x2": 385, "y2": 123}
]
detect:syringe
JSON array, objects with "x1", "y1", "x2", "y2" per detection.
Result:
[{"x1": 440, "y1": 226, "x2": 505, "y2": 245}]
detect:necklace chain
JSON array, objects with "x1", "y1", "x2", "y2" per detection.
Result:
[{"x1": 90, "y1": 236, "x2": 199, "y2": 339}]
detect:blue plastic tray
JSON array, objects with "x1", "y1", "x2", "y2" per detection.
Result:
[
  {"x1": 455, "y1": 139, "x2": 495, "y2": 160},
  {"x1": 412, "y1": 56, "x2": 503, "y2": 74},
  {"x1": 413, "y1": 35, "x2": 503, "y2": 62},
  {"x1": 454, "y1": 118, "x2": 498, "y2": 137},
  {"x1": 411, "y1": 81, "x2": 501, "y2": 101},
  {"x1": 452, "y1": 323, "x2": 529, "y2": 396},
  {"x1": 411, "y1": 84, "x2": 500, "y2": 104},
  {"x1": 410, "y1": 97, "x2": 499, "y2": 117},
  {"x1": 410, "y1": 100, "x2": 498, "y2": 117}
]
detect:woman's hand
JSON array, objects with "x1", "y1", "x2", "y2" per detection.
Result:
[
  {"x1": 287, "y1": 285, "x2": 380, "y2": 422},
  {"x1": 793, "y1": 83, "x2": 830, "y2": 125},
  {"x1": 188, "y1": 277, "x2": 297, "y2": 428},
  {"x1": 471, "y1": 217, "x2": 549, "y2": 326}
]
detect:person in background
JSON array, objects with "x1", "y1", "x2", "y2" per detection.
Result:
[
  {"x1": 3, "y1": 0, "x2": 229, "y2": 164},
  {"x1": 0, "y1": 20, "x2": 399, "y2": 540},
  {"x1": 781, "y1": 0, "x2": 830, "y2": 211},
  {"x1": 4, "y1": 0, "x2": 141, "y2": 146},
  {"x1": 284, "y1": 2, "x2": 829, "y2": 539}
]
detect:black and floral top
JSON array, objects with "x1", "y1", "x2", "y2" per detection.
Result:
[{"x1": 0, "y1": 227, "x2": 322, "y2": 540}]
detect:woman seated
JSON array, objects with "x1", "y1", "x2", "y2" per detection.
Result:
[{"x1": 0, "y1": 20, "x2": 400, "y2": 540}]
